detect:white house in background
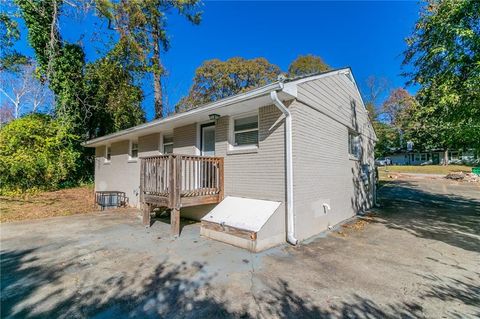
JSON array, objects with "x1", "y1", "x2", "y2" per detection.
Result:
[
  {"x1": 83, "y1": 68, "x2": 377, "y2": 252},
  {"x1": 388, "y1": 149, "x2": 478, "y2": 165}
]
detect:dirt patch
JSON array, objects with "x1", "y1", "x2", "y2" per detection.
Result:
[
  {"x1": 0, "y1": 185, "x2": 95, "y2": 223},
  {"x1": 335, "y1": 213, "x2": 377, "y2": 237},
  {"x1": 381, "y1": 172, "x2": 444, "y2": 181},
  {"x1": 445, "y1": 172, "x2": 480, "y2": 183}
]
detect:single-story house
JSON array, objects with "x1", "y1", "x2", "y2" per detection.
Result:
[
  {"x1": 83, "y1": 68, "x2": 377, "y2": 252},
  {"x1": 388, "y1": 149, "x2": 478, "y2": 165}
]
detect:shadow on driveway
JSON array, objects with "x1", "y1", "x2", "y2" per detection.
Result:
[
  {"x1": 1, "y1": 246, "x2": 427, "y2": 318},
  {"x1": 375, "y1": 179, "x2": 480, "y2": 253}
]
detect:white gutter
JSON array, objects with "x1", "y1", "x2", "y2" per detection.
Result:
[{"x1": 270, "y1": 89, "x2": 298, "y2": 245}]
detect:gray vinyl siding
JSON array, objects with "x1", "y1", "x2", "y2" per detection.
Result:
[
  {"x1": 291, "y1": 74, "x2": 375, "y2": 241},
  {"x1": 214, "y1": 104, "x2": 287, "y2": 244},
  {"x1": 215, "y1": 104, "x2": 286, "y2": 202},
  {"x1": 138, "y1": 133, "x2": 160, "y2": 156},
  {"x1": 173, "y1": 123, "x2": 197, "y2": 155},
  {"x1": 296, "y1": 73, "x2": 376, "y2": 139}
]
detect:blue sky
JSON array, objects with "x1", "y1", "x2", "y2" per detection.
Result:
[{"x1": 11, "y1": 1, "x2": 422, "y2": 120}]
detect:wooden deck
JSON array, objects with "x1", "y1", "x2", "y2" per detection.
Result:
[{"x1": 140, "y1": 154, "x2": 224, "y2": 235}]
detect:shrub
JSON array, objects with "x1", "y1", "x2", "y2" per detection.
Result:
[
  {"x1": 462, "y1": 158, "x2": 480, "y2": 166},
  {"x1": 0, "y1": 114, "x2": 82, "y2": 194}
]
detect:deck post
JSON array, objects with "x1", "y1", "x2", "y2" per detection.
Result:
[
  {"x1": 139, "y1": 158, "x2": 145, "y2": 204},
  {"x1": 218, "y1": 157, "x2": 224, "y2": 201},
  {"x1": 171, "y1": 208, "x2": 180, "y2": 236},
  {"x1": 168, "y1": 155, "x2": 175, "y2": 209},
  {"x1": 170, "y1": 155, "x2": 182, "y2": 236},
  {"x1": 143, "y1": 203, "x2": 152, "y2": 227}
]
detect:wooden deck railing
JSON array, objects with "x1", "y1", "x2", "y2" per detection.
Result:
[{"x1": 140, "y1": 154, "x2": 224, "y2": 234}]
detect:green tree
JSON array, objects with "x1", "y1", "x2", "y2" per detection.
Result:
[
  {"x1": 176, "y1": 57, "x2": 281, "y2": 112},
  {"x1": 0, "y1": 12, "x2": 19, "y2": 51},
  {"x1": 14, "y1": 0, "x2": 145, "y2": 138},
  {"x1": 14, "y1": 0, "x2": 61, "y2": 74},
  {"x1": 403, "y1": 0, "x2": 480, "y2": 156},
  {"x1": 0, "y1": 114, "x2": 82, "y2": 193},
  {"x1": 382, "y1": 88, "x2": 417, "y2": 131},
  {"x1": 96, "y1": 0, "x2": 202, "y2": 118},
  {"x1": 12, "y1": 0, "x2": 149, "y2": 187},
  {"x1": 376, "y1": 88, "x2": 418, "y2": 156},
  {"x1": 0, "y1": 11, "x2": 28, "y2": 71},
  {"x1": 401, "y1": 100, "x2": 462, "y2": 165},
  {"x1": 84, "y1": 58, "x2": 145, "y2": 138},
  {"x1": 49, "y1": 44, "x2": 87, "y2": 129},
  {"x1": 15, "y1": 0, "x2": 88, "y2": 135},
  {"x1": 288, "y1": 54, "x2": 330, "y2": 77},
  {"x1": 373, "y1": 122, "x2": 400, "y2": 159}
]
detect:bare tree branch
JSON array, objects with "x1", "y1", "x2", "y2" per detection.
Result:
[{"x1": 0, "y1": 64, "x2": 54, "y2": 119}]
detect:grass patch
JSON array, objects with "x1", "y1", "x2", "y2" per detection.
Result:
[
  {"x1": 0, "y1": 185, "x2": 95, "y2": 223},
  {"x1": 378, "y1": 165, "x2": 472, "y2": 175}
]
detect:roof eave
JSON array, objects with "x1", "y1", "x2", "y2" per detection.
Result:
[
  {"x1": 82, "y1": 81, "x2": 285, "y2": 147},
  {"x1": 82, "y1": 67, "x2": 357, "y2": 148}
]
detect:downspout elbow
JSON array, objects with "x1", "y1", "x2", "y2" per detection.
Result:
[
  {"x1": 287, "y1": 229, "x2": 298, "y2": 246},
  {"x1": 270, "y1": 90, "x2": 298, "y2": 246}
]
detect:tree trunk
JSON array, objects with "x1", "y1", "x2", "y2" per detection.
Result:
[
  {"x1": 153, "y1": 67, "x2": 162, "y2": 119},
  {"x1": 152, "y1": 24, "x2": 163, "y2": 119},
  {"x1": 443, "y1": 148, "x2": 449, "y2": 166}
]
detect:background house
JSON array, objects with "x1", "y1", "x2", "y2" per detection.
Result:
[{"x1": 388, "y1": 149, "x2": 478, "y2": 166}]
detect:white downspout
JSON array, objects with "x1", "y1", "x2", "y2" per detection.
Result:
[{"x1": 270, "y1": 90, "x2": 298, "y2": 245}]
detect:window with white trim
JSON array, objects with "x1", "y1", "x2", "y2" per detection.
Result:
[
  {"x1": 348, "y1": 132, "x2": 360, "y2": 159},
  {"x1": 105, "y1": 145, "x2": 111, "y2": 163},
  {"x1": 163, "y1": 135, "x2": 173, "y2": 154},
  {"x1": 129, "y1": 141, "x2": 138, "y2": 160},
  {"x1": 232, "y1": 114, "x2": 259, "y2": 147}
]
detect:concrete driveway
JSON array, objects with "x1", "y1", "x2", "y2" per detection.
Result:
[{"x1": 1, "y1": 177, "x2": 479, "y2": 318}]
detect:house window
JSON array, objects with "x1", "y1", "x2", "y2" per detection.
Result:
[
  {"x1": 348, "y1": 132, "x2": 360, "y2": 159},
  {"x1": 163, "y1": 135, "x2": 173, "y2": 154},
  {"x1": 129, "y1": 141, "x2": 138, "y2": 160},
  {"x1": 421, "y1": 153, "x2": 426, "y2": 161},
  {"x1": 105, "y1": 145, "x2": 111, "y2": 163},
  {"x1": 232, "y1": 114, "x2": 259, "y2": 147},
  {"x1": 450, "y1": 151, "x2": 458, "y2": 160}
]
